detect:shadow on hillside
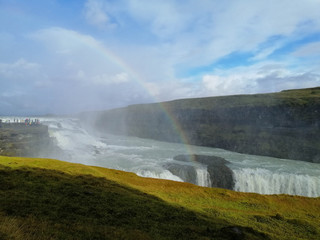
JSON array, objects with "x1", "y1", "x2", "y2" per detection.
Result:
[{"x1": 0, "y1": 164, "x2": 269, "y2": 240}]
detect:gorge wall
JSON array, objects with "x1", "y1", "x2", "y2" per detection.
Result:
[
  {"x1": 0, "y1": 123, "x2": 61, "y2": 158},
  {"x1": 80, "y1": 87, "x2": 320, "y2": 163}
]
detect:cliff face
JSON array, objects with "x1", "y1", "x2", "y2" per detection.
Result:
[
  {"x1": 168, "y1": 155, "x2": 235, "y2": 190},
  {"x1": 81, "y1": 87, "x2": 320, "y2": 163},
  {"x1": 0, "y1": 123, "x2": 61, "y2": 158}
]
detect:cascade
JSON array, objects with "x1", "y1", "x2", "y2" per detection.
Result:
[
  {"x1": 195, "y1": 166, "x2": 211, "y2": 187},
  {"x1": 232, "y1": 168, "x2": 320, "y2": 197}
]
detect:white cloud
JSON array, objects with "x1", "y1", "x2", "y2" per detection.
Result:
[
  {"x1": 23, "y1": 27, "x2": 158, "y2": 113},
  {"x1": 0, "y1": 58, "x2": 41, "y2": 82},
  {"x1": 202, "y1": 74, "x2": 258, "y2": 96},
  {"x1": 119, "y1": 0, "x2": 320, "y2": 68},
  {"x1": 250, "y1": 41, "x2": 286, "y2": 61},
  {"x1": 140, "y1": 80, "x2": 197, "y2": 102},
  {"x1": 0, "y1": 58, "x2": 40, "y2": 73},
  {"x1": 200, "y1": 63, "x2": 320, "y2": 96},
  {"x1": 1, "y1": 90, "x2": 24, "y2": 98},
  {"x1": 31, "y1": 27, "x2": 102, "y2": 54},
  {"x1": 293, "y1": 41, "x2": 320, "y2": 57},
  {"x1": 84, "y1": 0, "x2": 116, "y2": 29},
  {"x1": 91, "y1": 72, "x2": 129, "y2": 85},
  {"x1": 3, "y1": 1, "x2": 320, "y2": 114},
  {"x1": 113, "y1": 72, "x2": 129, "y2": 83},
  {"x1": 30, "y1": 27, "x2": 125, "y2": 82},
  {"x1": 117, "y1": 0, "x2": 320, "y2": 99},
  {"x1": 63, "y1": 0, "x2": 320, "y2": 101},
  {"x1": 126, "y1": 0, "x2": 192, "y2": 39}
]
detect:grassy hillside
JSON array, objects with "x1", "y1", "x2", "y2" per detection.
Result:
[
  {"x1": 81, "y1": 87, "x2": 320, "y2": 162},
  {"x1": 161, "y1": 87, "x2": 320, "y2": 110},
  {"x1": 1, "y1": 156, "x2": 319, "y2": 239}
]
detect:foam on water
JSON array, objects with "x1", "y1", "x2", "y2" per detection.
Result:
[{"x1": 136, "y1": 169, "x2": 183, "y2": 182}]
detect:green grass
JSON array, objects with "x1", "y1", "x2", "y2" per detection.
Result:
[
  {"x1": 1, "y1": 156, "x2": 320, "y2": 239},
  {"x1": 160, "y1": 86, "x2": 320, "y2": 110},
  {"x1": 0, "y1": 167, "x2": 220, "y2": 239}
]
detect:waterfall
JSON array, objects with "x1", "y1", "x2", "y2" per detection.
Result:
[
  {"x1": 31, "y1": 117, "x2": 320, "y2": 198},
  {"x1": 233, "y1": 168, "x2": 320, "y2": 197},
  {"x1": 196, "y1": 166, "x2": 211, "y2": 187}
]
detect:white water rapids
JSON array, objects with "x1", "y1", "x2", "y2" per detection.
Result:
[{"x1": 3, "y1": 117, "x2": 320, "y2": 197}]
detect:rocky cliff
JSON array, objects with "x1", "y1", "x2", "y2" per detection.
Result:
[
  {"x1": 165, "y1": 155, "x2": 234, "y2": 189},
  {"x1": 80, "y1": 87, "x2": 320, "y2": 163},
  {"x1": 0, "y1": 123, "x2": 61, "y2": 158}
]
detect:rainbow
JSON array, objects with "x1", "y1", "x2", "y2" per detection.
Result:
[{"x1": 76, "y1": 31, "x2": 196, "y2": 160}]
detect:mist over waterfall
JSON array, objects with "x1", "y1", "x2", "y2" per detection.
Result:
[{"x1": 11, "y1": 117, "x2": 319, "y2": 198}]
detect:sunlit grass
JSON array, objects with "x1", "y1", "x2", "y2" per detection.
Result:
[{"x1": 1, "y1": 156, "x2": 319, "y2": 239}]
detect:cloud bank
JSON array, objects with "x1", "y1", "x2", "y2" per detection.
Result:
[{"x1": 0, "y1": 0, "x2": 319, "y2": 114}]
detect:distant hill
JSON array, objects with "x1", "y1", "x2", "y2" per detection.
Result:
[
  {"x1": 1, "y1": 156, "x2": 319, "y2": 239},
  {"x1": 80, "y1": 87, "x2": 320, "y2": 163}
]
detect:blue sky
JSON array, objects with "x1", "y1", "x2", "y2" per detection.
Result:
[{"x1": 1, "y1": 0, "x2": 320, "y2": 115}]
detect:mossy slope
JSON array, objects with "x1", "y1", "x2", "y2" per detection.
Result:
[{"x1": 1, "y1": 156, "x2": 320, "y2": 239}]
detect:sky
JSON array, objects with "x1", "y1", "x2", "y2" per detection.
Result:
[{"x1": 1, "y1": 0, "x2": 320, "y2": 115}]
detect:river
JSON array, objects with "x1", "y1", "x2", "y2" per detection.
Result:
[{"x1": 3, "y1": 116, "x2": 320, "y2": 197}]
